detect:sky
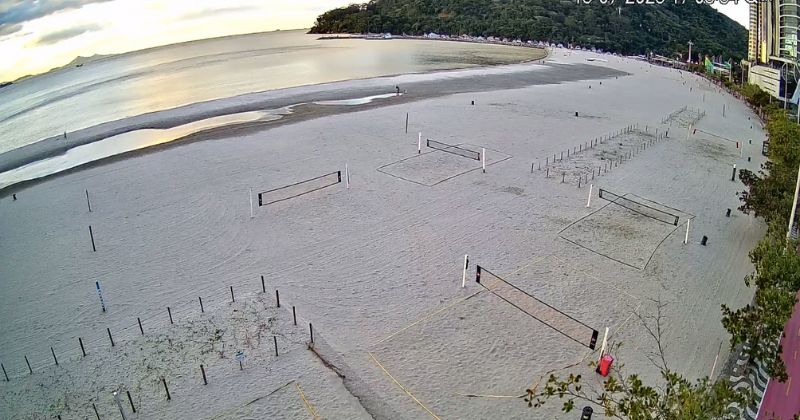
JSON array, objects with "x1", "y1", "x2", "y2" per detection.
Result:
[{"x1": 0, "y1": 0, "x2": 750, "y2": 82}]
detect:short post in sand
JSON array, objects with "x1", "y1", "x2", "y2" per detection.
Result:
[
  {"x1": 126, "y1": 390, "x2": 136, "y2": 413},
  {"x1": 586, "y1": 184, "x2": 593, "y2": 207},
  {"x1": 345, "y1": 164, "x2": 350, "y2": 189},
  {"x1": 249, "y1": 188, "x2": 254, "y2": 219},
  {"x1": 461, "y1": 254, "x2": 469, "y2": 288},
  {"x1": 162, "y1": 378, "x2": 171, "y2": 400},
  {"x1": 85, "y1": 190, "x2": 92, "y2": 212},
  {"x1": 88, "y1": 226, "x2": 96, "y2": 252},
  {"x1": 405, "y1": 113, "x2": 409, "y2": 134},
  {"x1": 417, "y1": 133, "x2": 421, "y2": 154},
  {"x1": 684, "y1": 219, "x2": 691, "y2": 244},
  {"x1": 113, "y1": 391, "x2": 129, "y2": 420},
  {"x1": 731, "y1": 164, "x2": 737, "y2": 182},
  {"x1": 482, "y1": 148, "x2": 486, "y2": 173},
  {"x1": 96, "y1": 281, "x2": 106, "y2": 312}
]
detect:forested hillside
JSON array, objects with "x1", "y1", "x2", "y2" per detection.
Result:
[{"x1": 310, "y1": 0, "x2": 747, "y2": 60}]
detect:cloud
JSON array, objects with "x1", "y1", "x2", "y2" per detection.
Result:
[
  {"x1": 0, "y1": 0, "x2": 113, "y2": 34},
  {"x1": 180, "y1": 5, "x2": 259, "y2": 21},
  {"x1": 35, "y1": 23, "x2": 102, "y2": 45},
  {"x1": 0, "y1": 22, "x2": 22, "y2": 36}
]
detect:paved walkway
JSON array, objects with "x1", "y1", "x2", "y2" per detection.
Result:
[{"x1": 757, "y1": 291, "x2": 800, "y2": 420}]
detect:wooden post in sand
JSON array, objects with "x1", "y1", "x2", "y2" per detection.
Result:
[
  {"x1": 89, "y1": 226, "x2": 96, "y2": 252},
  {"x1": 96, "y1": 281, "x2": 106, "y2": 312},
  {"x1": 162, "y1": 378, "x2": 171, "y2": 401}
]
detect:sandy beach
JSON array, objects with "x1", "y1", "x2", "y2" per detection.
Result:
[{"x1": 0, "y1": 49, "x2": 767, "y2": 419}]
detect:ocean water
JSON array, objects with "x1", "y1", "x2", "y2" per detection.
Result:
[{"x1": 0, "y1": 30, "x2": 540, "y2": 154}]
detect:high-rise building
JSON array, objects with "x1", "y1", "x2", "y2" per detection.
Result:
[
  {"x1": 777, "y1": 0, "x2": 798, "y2": 60},
  {"x1": 749, "y1": 2, "x2": 761, "y2": 62},
  {"x1": 747, "y1": 0, "x2": 799, "y2": 100}
]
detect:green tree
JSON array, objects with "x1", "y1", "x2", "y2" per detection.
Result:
[
  {"x1": 528, "y1": 301, "x2": 750, "y2": 419},
  {"x1": 309, "y1": 0, "x2": 747, "y2": 60},
  {"x1": 721, "y1": 227, "x2": 800, "y2": 381},
  {"x1": 725, "y1": 100, "x2": 800, "y2": 384}
]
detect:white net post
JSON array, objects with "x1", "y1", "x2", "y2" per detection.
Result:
[
  {"x1": 586, "y1": 184, "x2": 593, "y2": 208},
  {"x1": 684, "y1": 219, "x2": 691, "y2": 244},
  {"x1": 249, "y1": 187, "x2": 254, "y2": 219},
  {"x1": 461, "y1": 254, "x2": 468, "y2": 288},
  {"x1": 598, "y1": 327, "x2": 609, "y2": 359}
]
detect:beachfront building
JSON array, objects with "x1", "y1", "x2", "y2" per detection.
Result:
[{"x1": 746, "y1": 0, "x2": 799, "y2": 102}]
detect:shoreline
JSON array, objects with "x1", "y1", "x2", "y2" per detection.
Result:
[
  {"x1": 0, "y1": 54, "x2": 641, "y2": 196},
  {"x1": 0, "y1": 48, "x2": 548, "y2": 175},
  {"x1": 1, "y1": 59, "x2": 615, "y2": 195}
]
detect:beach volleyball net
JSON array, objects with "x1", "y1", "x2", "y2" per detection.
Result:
[
  {"x1": 598, "y1": 188, "x2": 679, "y2": 226},
  {"x1": 476, "y1": 265, "x2": 599, "y2": 350},
  {"x1": 257, "y1": 171, "x2": 341, "y2": 206},
  {"x1": 426, "y1": 139, "x2": 481, "y2": 161}
]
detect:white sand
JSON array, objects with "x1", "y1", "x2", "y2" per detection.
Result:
[{"x1": 0, "y1": 49, "x2": 767, "y2": 419}]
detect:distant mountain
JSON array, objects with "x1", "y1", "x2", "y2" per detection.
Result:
[
  {"x1": 4, "y1": 54, "x2": 110, "y2": 84},
  {"x1": 310, "y1": 0, "x2": 747, "y2": 60},
  {"x1": 64, "y1": 54, "x2": 110, "y2": 68}
]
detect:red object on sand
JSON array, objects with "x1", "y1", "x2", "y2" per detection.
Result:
[{"x1": 598, "y1": 354, "x2": 614, "y2": 377}]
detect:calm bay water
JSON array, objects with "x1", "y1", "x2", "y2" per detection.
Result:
[{"x1": 0, "y1": 30, "x2": 540, "y2": 154}]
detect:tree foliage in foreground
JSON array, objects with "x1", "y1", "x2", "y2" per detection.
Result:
[
  {"x1": 737, "y1": 107, "x2": 800, "y2": 224},
  {"x1": 721, "y1": 227, "x2": 800, "y2": 381},
  {"x1": 309, "y1": 0, "x2": 747, "y2": 61},
  {"x1": 725, "y1": 94, "x2": 800, "y2": 382},
  {"x1": 527, "y1": 302, "x2": 749, "y2": 419}
]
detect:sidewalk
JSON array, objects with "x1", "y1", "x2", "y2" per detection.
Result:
[{"x1": 757, "y1": 291, "x2": 800, "y2": 420}]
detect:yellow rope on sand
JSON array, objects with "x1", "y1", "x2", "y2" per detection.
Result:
[
  {"x1": 368, "y1": 352, "x2": 441, "y2": 420},
  {"x1": 372, "y1": 290, "x2": 483, "y2": 346},
  {"x1": 455, "y1": 392, "x2": 525, "y2": 399},
  {"x1": 296, "y1": 382, "x2": 321, "y2": 420}
]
